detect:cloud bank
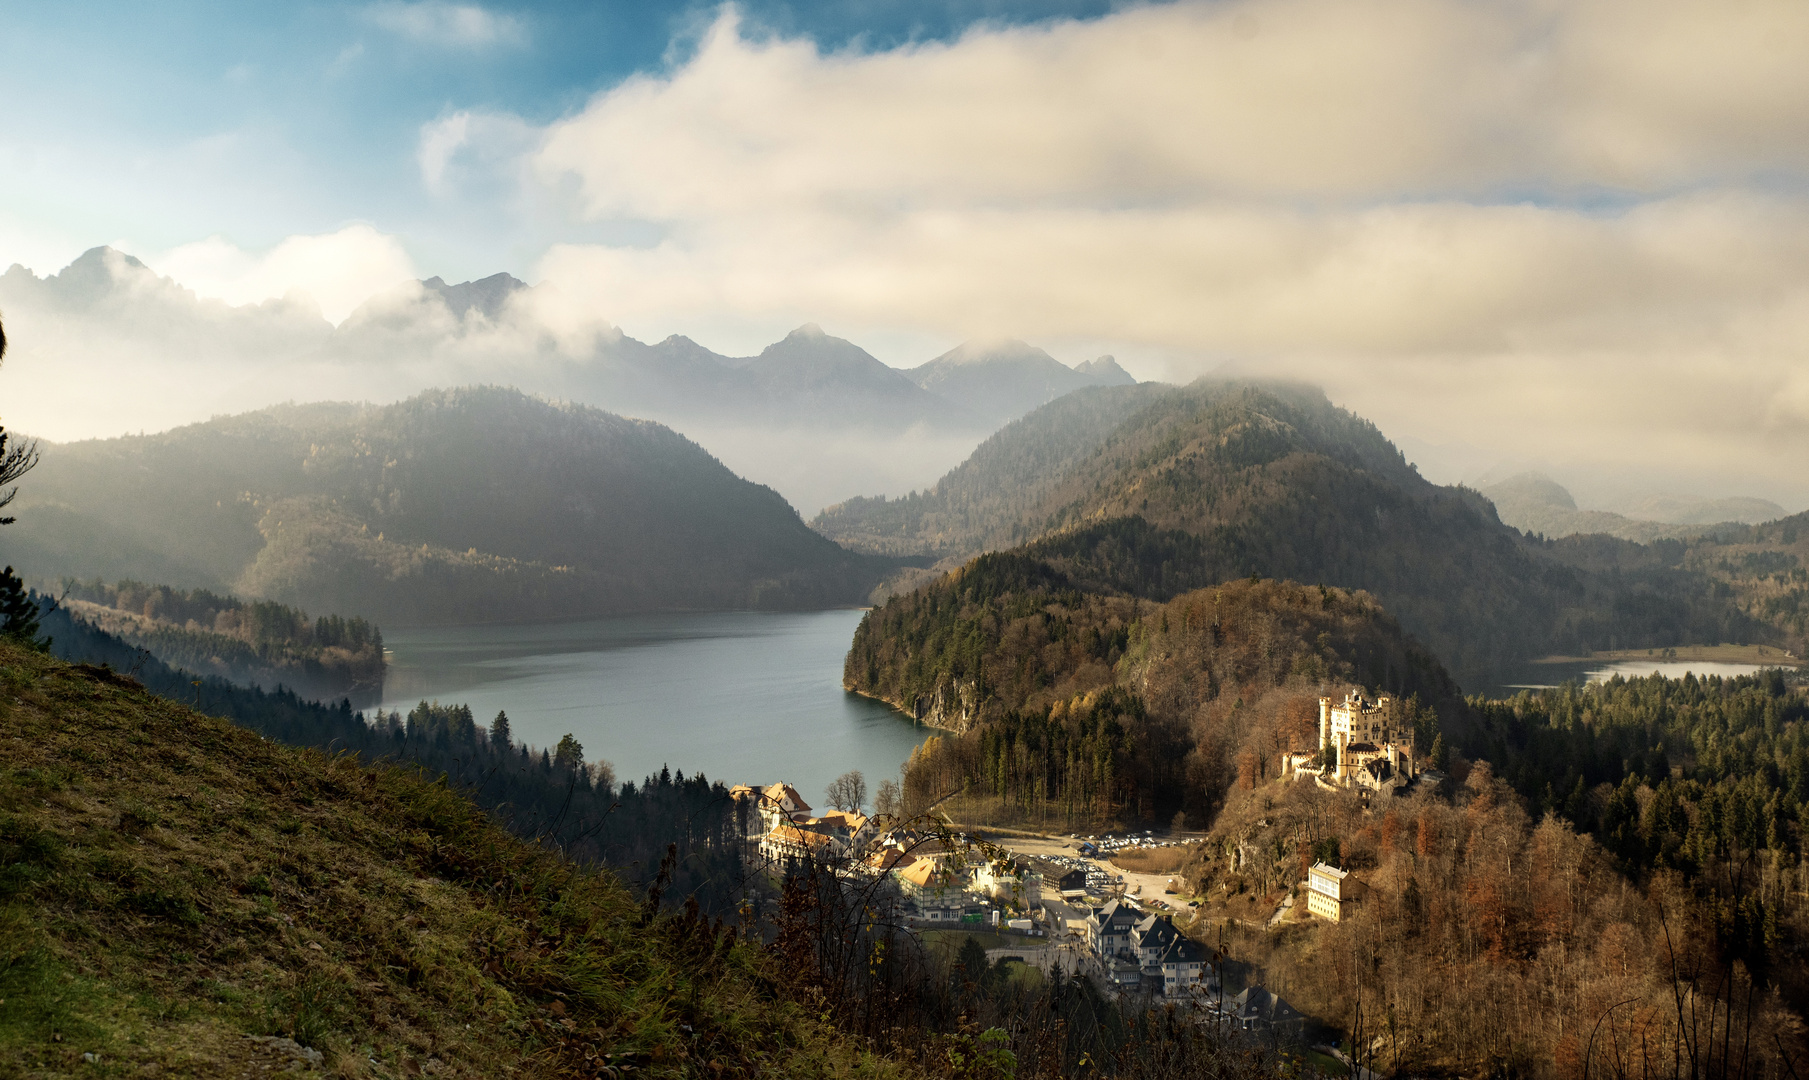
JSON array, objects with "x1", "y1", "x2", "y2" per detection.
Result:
[
  {"x1": 524, "y1": 0, "x2": 1809, "y2": 501},
  {"x1": 151, "y1": 226, "x2": 418, "y2": 324}
]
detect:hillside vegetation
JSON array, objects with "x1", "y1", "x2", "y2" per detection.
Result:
[
  {"x1": 822, "y1": 380, "x2": 1764, "y2": 688},
  {"x1": 0, "y1": 640, "x2": 899, "y2": 1079},
  {"x1": 59, "y1": 579, "x2": 384, "y2": 703},
  {"x1": 2, "y1": 387, "x2": 890, "y2": 624},
  {"x1": 38, "y1": 602, "x2": 746, "y2": 910},
  {"x1": 848, "y1": 559, "x2": 1456, "y2": 829},
  {"x1": 1182, "y1": 756, "x2": 1808, "y2": 1077},
  {"x1": 1472, "y1": 671, "x2": 1809, "y2": 993}
]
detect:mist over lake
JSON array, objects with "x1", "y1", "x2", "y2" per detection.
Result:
[{"x1": 376, "y1": 608, "x2": 931, "y2": 803}]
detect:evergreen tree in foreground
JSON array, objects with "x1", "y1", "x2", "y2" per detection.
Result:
[{"x1": 0, "y1": 316, "x2": 46, "y2": 648}]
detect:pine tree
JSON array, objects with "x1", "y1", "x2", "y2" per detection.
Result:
[
  {"x1": 0, "y1": 566, "x2": 47, "y2": 651},
  {"x1": 490, "y1": 710, "x2": 513, "y2": 749},
  {"x1": 0, "y1": 316, "x2": 44, "y2": 650}
]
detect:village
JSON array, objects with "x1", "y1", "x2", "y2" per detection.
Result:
[{"x1": 731, "y1": 689, "x2": 1434, "y2": 1051}]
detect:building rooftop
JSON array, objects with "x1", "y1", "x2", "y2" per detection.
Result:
[
  {"x1": 762, "y1": 782, "x2": 811, "y2": 810},
  {"x1": 898, "y1": 859, "x2": 959, "y2": 888}
]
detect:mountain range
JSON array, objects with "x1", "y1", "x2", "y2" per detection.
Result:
[
  {"x1": 819, "y1": 379, "x2": 1770, "y2": 688},
  {"x1": 1, "y1": 248, "x2": 1135, "y2": 513},
  {"x1": 0, "y1": 386, "x2": 893, "y2": 624},
  {"x1": 1481, "y1": 471, "x2": 1784, "y2": 543}
]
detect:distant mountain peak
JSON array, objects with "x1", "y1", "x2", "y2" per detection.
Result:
[
  {"x1": 1075, "y1": 355, "x2": 1134, "y2": 384},
  {"x1": 420, "y1": 272, "x2": 527, "y2": 321},
  {"x1": 932, "y1": 339, "x2": 1056, "y2": 367},
  {"x1": 69, "y1": 245, "x2": 147, "y2": 273},
  {"x1": 788, "y1": 322, "x2": 828, "y2": 340},
  {"x1": 1483, "y1": 472, "x2": 1577, "y2": 511}
]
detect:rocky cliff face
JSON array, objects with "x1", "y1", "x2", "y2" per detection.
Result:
[{"x1": 846, "y1": 675, "x2": 984, "y2": 734}]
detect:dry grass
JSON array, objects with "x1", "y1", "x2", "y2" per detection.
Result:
[{"x1": 1105, "y1": 846, "x2": 1190, "y2": 875}]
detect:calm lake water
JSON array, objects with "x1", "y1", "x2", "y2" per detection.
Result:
[
  {"x1": 375, "y1": 609, "x2": 932, "y2": 803},
  {"x1": 1499, "y1": 659, "x2": 1780, "y2": 694}
]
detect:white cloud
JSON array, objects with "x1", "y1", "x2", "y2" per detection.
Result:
[
  {"x1": 418, "y1": 113, "x2": 474, "y2": 196},
  {"x1": 364, "y1": 1, "x2": 526, "y2": 49},
  {"x1": 522, "y1": 0, "x2": 1809, "y2": 503},
  {"x1": 538, "y1": 0, "x2": 1809, "y2": 214},
  {"x1": 416, "y1": 110, "x2": 540, "y2": 198},
  {"x1": 150, "y1": 225, "x2": 418, "y2": 324}
]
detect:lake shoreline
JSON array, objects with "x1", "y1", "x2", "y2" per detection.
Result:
[{"x1": 1529, "y1": 643, "x2": 1802, "y2": 667}]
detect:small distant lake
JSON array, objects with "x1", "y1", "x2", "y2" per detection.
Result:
[
  {"x1": 1496, "y1": 658, "x2": 1785, "y2": 695},
  {"x1": 376, "y1": 609, "x2": 932, "y2": 802}
]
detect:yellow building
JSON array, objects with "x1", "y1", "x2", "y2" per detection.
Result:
[{"x1": 1305, "y1": 862, "x2": 1364, "y2": 922}]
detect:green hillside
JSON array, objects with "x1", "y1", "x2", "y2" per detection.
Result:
[
  {"x1": 0, "y1": 641, "x2": 899, "y2": 1079},
  {"x1": 822, "y1": 380, "x2": 1763, "y2": 688},
  {"x1": 2, "y1": 387, "x2": 889, "y2": 624}
]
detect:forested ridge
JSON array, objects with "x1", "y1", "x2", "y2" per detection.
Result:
[
  {"x1": 1, "y1": 386, "x2": 894, "y2": 625},
  {"x1": 59, "y1": 578, "x2": 385, "y2": 703},
  {"x1": 821, "y1": 379, "x2": 1766, "y2": 689},
  {"x1": 813, "y1": 384, "x2": 1172, "y2": 556},
  {"x1": 1544, "y1": 512, "x2": 1809, "y2": 659}
]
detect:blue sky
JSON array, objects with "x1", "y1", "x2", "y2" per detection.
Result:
[{"x1": 0, "y1": 1, "x2": 1122, "y2": 280}]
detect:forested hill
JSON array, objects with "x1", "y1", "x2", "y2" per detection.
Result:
[
  {"x1": 847, "y1": 555, "x2": 1461, "y2": 827},
  {"x1": 1539, "y1": 509, "x2": 1809, "y2": 659},
  {"x1": 812, "y1": 383, "x2": 1172, "y2": 556},
  {"x1": 820, "y1": 379, "x2": 1764, "y2": 687},
  {"x1": 59, "y1": 578, "x2": 384, "y2": 704},
  {"x1": 1, "y1": 386, "x2": 893, "y2": 624}
]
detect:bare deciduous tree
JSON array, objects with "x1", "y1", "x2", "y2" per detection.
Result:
[
  {"x1": 874, "y1": 778, "x2": 901, "y2": 818},
  {"x1": 825, "y1": 769, "x2": 867, "y2": 812}
]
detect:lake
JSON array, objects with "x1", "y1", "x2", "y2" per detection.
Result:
[
  {"x1": 375, "y1": 609, "x2": 933, "y2": 805},
  {"x1": 1498, "y1": 658, "x2": 1781, "y2": 694}
]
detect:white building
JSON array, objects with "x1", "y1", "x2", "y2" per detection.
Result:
[{"x1": 1305, "y1": 861, "x2": 1364, "y2": 922}]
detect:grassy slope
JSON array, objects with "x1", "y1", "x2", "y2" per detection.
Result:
[{"x1": 0, "y1": 642, "x2": 904, "y2": 1080}]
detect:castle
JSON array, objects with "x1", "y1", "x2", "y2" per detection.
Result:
[{"x1": 1279, "y1": 690, "x2": 1418, "y2": 792}]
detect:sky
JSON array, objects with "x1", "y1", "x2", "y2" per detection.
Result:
[{"x1": 3, "y1": 0, "x2": 1809, "y2": 511}]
